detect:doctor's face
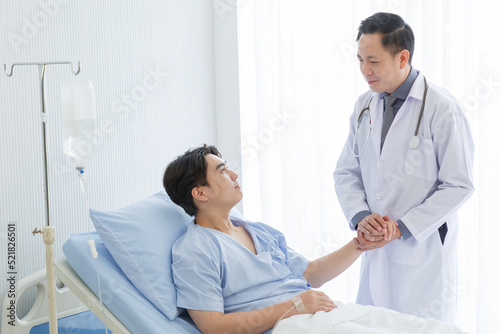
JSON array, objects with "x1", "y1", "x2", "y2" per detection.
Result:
[{"x1": 357, "y1": 33, "x2": 407, "y2": 94}]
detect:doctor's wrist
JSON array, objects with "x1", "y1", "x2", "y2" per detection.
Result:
[
  {"x1": 395, "y1": 228, "x2": 402, "y2": 239},
  {"x1": 396, "y1": 220, "x2": 411, "y2": 240}
]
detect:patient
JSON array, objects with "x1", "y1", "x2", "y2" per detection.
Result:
[{"x1": 163, "y1": 144, "x2": 398, "y2": 334}]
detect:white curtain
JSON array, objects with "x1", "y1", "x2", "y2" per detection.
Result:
[{"x1": 237, "y1": 0, "x2": 500, "y2": 332}]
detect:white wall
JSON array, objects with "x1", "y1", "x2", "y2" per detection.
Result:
[
  {"x1": 0, "y1": 0, "x2": 237, "y2": 324},
  {"x1": 213, "y1": 1, "x2": 242, "y2": 211}
]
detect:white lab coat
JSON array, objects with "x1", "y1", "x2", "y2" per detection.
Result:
[{"x1": 334, "y1": 73, "x2": 474, "y2": 323}]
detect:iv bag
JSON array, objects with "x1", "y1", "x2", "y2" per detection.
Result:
[{"x1": 60, "y1": 80, "x2": 96, "y2": 168}]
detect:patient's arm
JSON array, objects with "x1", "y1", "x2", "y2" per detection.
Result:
[
  {"x1": 302, "y1": 240, "x2": 363, "y2": 288},
  {"x1": 187, "y1": 290, "x2": 335, "y2": 334}
]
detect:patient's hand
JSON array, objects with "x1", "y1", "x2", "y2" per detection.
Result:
[{"x1": 294, "y1": 290, "x2": 337, "y2": 314}]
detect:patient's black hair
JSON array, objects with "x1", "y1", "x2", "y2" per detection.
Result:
[
  {"x1": 357, "y1": 12, "x2": 415, "y2": 64},
  {"x1": 163, "y1": 144, "x2": 221, "y2": 216}
]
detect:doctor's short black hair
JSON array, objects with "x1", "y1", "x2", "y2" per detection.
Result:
[
  {"x1": 163, "y1": 144, "x2": 221, "y2": 216},
  {"x1": 357, "y1": 12, "x2": 415, "y2": 64}
]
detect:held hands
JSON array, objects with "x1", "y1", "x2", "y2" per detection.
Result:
[
  {"x1": 353, "y1": 213, "x2": 401, "y2": 251},
  {"x1": 357, "y1": 213, "x2": 397, "y2": 241}
]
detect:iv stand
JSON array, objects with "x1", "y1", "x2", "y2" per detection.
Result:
[{"x1": 4, "y1": 61, "x2": 81, "y2": 334}]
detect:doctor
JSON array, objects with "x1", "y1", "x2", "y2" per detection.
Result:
[{"x1": 334, "y1": 12, "x2": 474, "y2": 324}]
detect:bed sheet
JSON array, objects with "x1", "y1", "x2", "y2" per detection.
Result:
[
  {"x1": 62, "y1": 232, "x2": 201, "y2": 334},
  {"x1": 272, "y1": 302, "x2": 469, "y2": 334}
]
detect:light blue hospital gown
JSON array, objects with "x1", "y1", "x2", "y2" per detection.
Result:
[{"x1": 172, "y1": 218, "x2": 310, "y2": 333}]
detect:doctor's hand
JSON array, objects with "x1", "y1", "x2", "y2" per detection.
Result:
[
  {"x1": 357, "y1": 214, "x2": 397, "y2": 241},
  {"x1": 354, "y1": 223, "x2": 400, "y2": 251}
]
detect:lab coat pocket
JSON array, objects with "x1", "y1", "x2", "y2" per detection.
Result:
[
  {"x1": 404, "y1": 138, "x2": 438, "y2": 181},
  {"x1": 388, "y1": 237, "x2": 428, "y2": 265}
]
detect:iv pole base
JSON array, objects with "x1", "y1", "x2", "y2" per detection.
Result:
[{"x1": 40, "y1": 226, "x2": 58, "y2": 334}]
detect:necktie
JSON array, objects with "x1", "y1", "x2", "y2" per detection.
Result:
[{"x1": 381, "y1": 95, "x2": 398, "y2": 149}]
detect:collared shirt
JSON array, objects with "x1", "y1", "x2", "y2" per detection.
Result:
[{"x1": 381, "y1": 66, "x2": 418, "y2": 117}]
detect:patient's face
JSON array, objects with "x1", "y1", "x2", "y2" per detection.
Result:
[{"x1": 202, "y1": 154, "x2": 243, "y2": 208}]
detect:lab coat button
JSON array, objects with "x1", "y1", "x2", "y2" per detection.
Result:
[{"x1": 376, "y1": 194, "x2": 382, "y2": 200}]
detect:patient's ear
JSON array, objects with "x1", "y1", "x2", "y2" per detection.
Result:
[{"x1": 192, "y1": 187, "x2": 208, "y2": 203}]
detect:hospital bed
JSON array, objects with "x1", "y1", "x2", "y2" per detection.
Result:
[
  {"x1": 2, "y1": 191, "x2": 469, "y2": 334},
  {"x1": 1, "y1": 234, "x2": 201, "y2": 333},
  {"x1": 1, "y1": 258, "x2": 113, "y2": 334},
  {"x1": 56, "y1": 232, "x2": 201, "y2": 333},
  {"x1": 2, "y1": 192, "x2": 207, "y2": 333}
]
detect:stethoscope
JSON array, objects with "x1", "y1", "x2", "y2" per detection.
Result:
[{"x1": 352, "y1": 76, "x2": 428, "y2": 157}]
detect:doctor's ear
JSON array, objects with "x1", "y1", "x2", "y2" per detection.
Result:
[{"x1": 398, "y1": 50, "x2": 410, "y2": 69}]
